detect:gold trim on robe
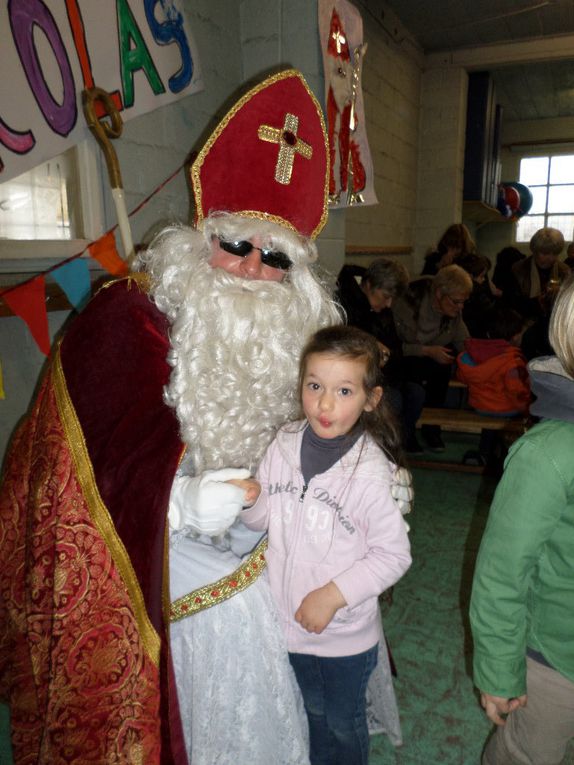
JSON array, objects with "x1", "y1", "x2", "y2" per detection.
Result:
[
  {"x1": 53, "y1": 347, "x2": 161, "y2": 665},
  {"x1": 170, "y1": 539, "x2": 267, "y2": 621}
]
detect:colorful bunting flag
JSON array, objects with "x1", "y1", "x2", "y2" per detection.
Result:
[
  {"x1": 1, "y1": 275, "x2": 51, "y2": 356},
  {"x1": 53, "y1": 258, "x2": 92, "y2": 312},
  {"x1": 88, "y1": 232, "x2": 129, "y2": 276},
  {"x1": 0, "y1": 163, "x2": 185, "y2": 359}
]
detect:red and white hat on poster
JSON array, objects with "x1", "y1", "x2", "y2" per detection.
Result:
[
  {"x1": 327, "y1": 8, "x2": 351, "y2": 62},
  {"x1": 190, "y1": 69, "x2": 329, "y2": 239}
]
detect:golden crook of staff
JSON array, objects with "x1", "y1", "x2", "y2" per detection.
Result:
[
  {"x1": 82, "y1": 86, "x2": 123, "y2": 188},
  {"x1": 82, "y1": 86, "x2": 134, "y2": 260}
]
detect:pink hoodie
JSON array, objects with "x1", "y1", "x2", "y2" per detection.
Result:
[{"x1": 242, "y1": 423, "x2": 412, "y2": 657}]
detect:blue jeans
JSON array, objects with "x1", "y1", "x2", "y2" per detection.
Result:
[{"x1": 289, "y1": 645, "x2": 378, "y2": 765}]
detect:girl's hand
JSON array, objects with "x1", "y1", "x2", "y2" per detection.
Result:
[
  {"x1": 295, "y1": 582, "x2": 346, "y2": 634},
  {"x1": 226, "y1": 478, "x2": 261, "y2": 507}
]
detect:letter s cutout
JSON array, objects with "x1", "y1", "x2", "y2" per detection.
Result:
[{"x1": 144, "y1": 0, "x2": 192, "y2": 94}]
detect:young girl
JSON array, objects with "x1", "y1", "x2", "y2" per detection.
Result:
[
  {"x1": 456, "y1": 305, "x2": 530, "y2": 415},
  {"x1": 241, "y1": 325, "x2": 412, "y2": 765}
]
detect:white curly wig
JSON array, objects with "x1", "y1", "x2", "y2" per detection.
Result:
[{"x1": 140, "y1": 213, "x2": 342, "y2": 474}]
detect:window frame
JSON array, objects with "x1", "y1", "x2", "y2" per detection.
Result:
[{"x1": 514, "y1": 148, "x2": 574, "y2": 244}]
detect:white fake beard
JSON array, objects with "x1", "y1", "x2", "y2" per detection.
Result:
[{"x1": 148, "y1": 228, "x2": 341, "y2": 474}]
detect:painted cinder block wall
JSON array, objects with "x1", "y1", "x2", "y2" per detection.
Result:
[
  {"x1": 346, "y1": 14, "x2": 421, "y2": 265},
  {"x1": 342, "y1": 6, "x2": 471, "y2": 276},
  {"x1": 415, "y1": 67, "x2": 469, "y2": 272}
]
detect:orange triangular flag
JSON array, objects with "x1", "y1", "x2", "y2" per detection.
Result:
[
  {"x1": 2, "y1": 276, "x2": 51, "y2": 356},
  {"x1": 88, "y1": 232, "x2": 129, "y2": 276}
]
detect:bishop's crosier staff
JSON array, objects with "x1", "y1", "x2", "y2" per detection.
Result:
[{"x1": 82, "y1": 86, "x2": 135, "y2": 263}]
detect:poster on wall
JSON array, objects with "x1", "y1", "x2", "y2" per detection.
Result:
[
  {"x1": 318, "y1": 0, "x2": 377, "y2": 209},
  {"x1": 0, "y1": 0, "x2": 204, "y2": 182}
]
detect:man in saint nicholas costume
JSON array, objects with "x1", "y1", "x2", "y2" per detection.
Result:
[{"x1": 0, "y1": 69, "x2": 404, "y2": 764}]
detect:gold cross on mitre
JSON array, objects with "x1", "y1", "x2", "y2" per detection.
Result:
[{"x1": 258, "y1": 113, "x2": 313, "y2": 185}]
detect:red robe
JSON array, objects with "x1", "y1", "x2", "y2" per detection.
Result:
[
  {"x1": 327, "y1": 87, "x2": 366, "y2": 197},
  {"x1": 0, "y1": 277, "x2": 187, "y2": 763}
]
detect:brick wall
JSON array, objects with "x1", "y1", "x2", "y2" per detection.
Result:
[{"x1": 414, "y1": 67, "x2": 468, "y2": 272}]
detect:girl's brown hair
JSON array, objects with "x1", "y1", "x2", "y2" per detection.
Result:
[{"x1": 298, "y1": 325, "x2": 404, "y2": 464}]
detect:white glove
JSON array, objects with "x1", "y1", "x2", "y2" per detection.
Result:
[
  {"x1": 391, "y1": 466, "x2": 414, "y2": 517},
  {"x1": 168, "y1": 468, "x2": 251, "y2": 535}
]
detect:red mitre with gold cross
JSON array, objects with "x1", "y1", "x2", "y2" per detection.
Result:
[{"x1": 190, "y1": 69, "x2": 329, "y2": 239}]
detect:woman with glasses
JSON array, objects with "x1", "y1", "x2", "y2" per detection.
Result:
[
  {"x1": 506, "y1": 227, "x2": 569, "y2": 320},
  {"x1": 391, "y1": 265, "x2": 473, "y2": 453}
]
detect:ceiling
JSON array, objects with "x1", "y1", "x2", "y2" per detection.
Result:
[{"x1": 377, "y1": 0, "x2": 574, "y2": 121}]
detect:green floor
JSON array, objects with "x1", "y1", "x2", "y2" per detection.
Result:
[{"x1": 369, "y1": 461, "x2": 494, "y2": 764}]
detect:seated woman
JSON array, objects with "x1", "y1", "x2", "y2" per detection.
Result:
[
  {"x1": 492, "y1": 246, "x2": 525, "y2": 299},
  {"x1": 421, "y1": 223, "x2": 476, "y2": 276},
  {"x1": 336, "y1": 259, "x2": 424, "y2": 450},
  {"x1": 457, "y1": 253, "x2": 498, "y2": 338},
  {"x1": 392, "y1": 265, "x2": 472, "y2": 452},
  {"x1": 506, "y1": 227, "x2": 569, "y2": 319}
]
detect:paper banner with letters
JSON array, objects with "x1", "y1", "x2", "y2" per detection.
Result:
[
  {"x1": 318, "y1": 0, "x2": 377, "y2": 208},
  {"x1": 0, "y1": 0, "x2": 203, "y2": 182}
]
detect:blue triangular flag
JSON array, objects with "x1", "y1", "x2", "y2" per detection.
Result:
[{"x1": 52, "y1": 258, "x2": 91, "y2": 312}]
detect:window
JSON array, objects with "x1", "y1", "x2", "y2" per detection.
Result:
[
  {"x1": 515, "y1": 154, "x2": 574, "y2": 243},
  {"x1": 0, "y1": 141, "x2": 104, "y2": 273},
  {"x1": 0, "y1": 153, "x2": 74, "y2": 241}
]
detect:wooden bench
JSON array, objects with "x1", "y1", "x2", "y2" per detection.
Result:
[
  {"x1": 417, "y1": 407, "x2": 525, "y2": 436},
  {"x1": 413, "y1": 407, "x2": 527, "y2": 473}
]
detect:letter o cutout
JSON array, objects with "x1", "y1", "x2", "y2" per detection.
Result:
[{"x1": 9, "y1": 0, "x2": 77, "y2": 136}]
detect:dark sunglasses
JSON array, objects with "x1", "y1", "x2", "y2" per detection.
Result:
[{"x1": 214, "y1": 237, "x2": 293, "y2": 271}]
